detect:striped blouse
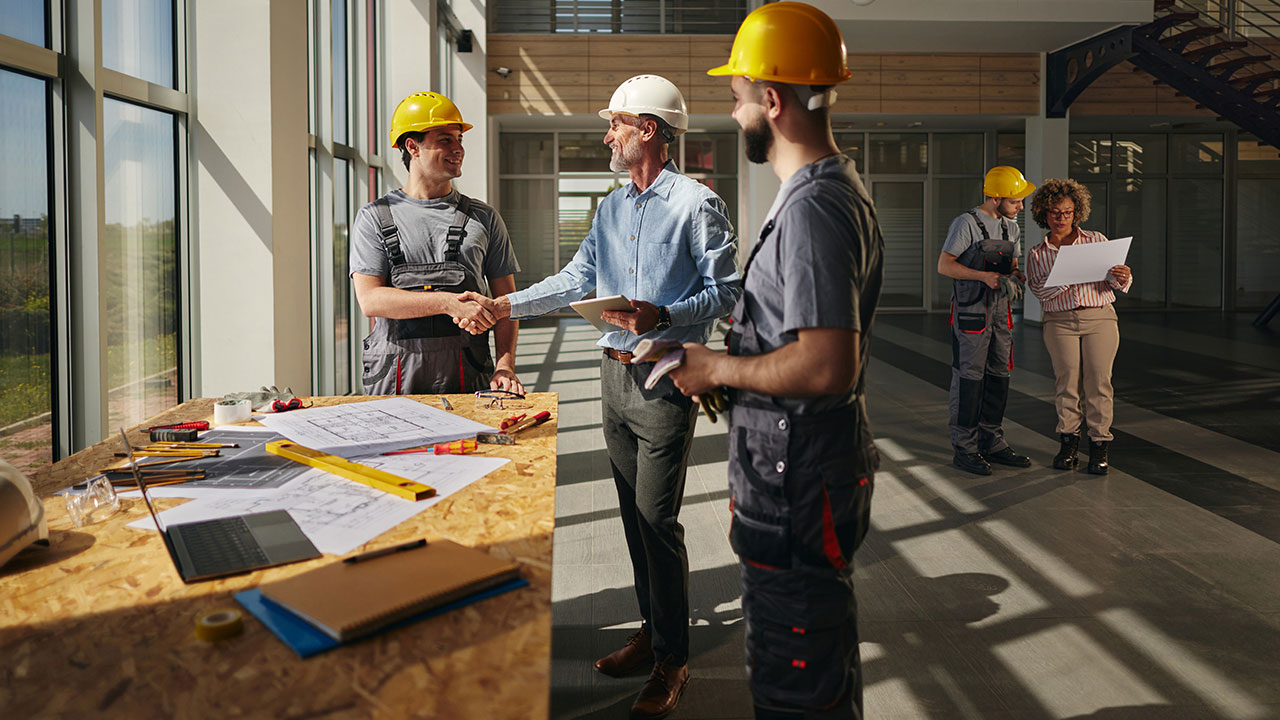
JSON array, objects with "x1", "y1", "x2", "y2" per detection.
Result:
[{"x1": 1027, "y1": 229, "x2": 1133, "y2": 313}]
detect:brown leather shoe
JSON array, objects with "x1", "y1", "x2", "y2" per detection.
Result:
[
  {"x1": 594, "y1": 627, "x2": 654, "y2": 677},
  {"x1": 629, "y1": 655, "x2": 690, "y2": 719}
]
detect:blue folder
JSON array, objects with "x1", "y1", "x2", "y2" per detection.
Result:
[{"x1": 234, "y1": 577, "x2": 529, "y2": 658}]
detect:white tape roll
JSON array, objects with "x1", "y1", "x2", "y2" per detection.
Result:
[{"x1": 213, "y1": 399, "x2": 252, "y2": 425}]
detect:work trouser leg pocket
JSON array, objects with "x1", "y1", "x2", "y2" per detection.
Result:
[
  {"x1": 748, "y1": 614, "x2": 849, "y2": 711},
  {"x1": 729, "y1": 422, "x2": 792, "y2": 569},
  {"x1": 955, "y1": 311, "x2": 987, "y2": 334}
]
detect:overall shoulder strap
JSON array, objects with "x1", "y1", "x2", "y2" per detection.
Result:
[
  {"x1": 373, "y1": 196, "x2": 407, "y2": 267},
  {"x1": 444, "y1": 194, "x2": 475, "y2": 262},
  {"x1": 966, "y1": 210, "x2": 991, "y2": 242}
]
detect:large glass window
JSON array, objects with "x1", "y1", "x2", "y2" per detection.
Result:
[
  {"x1": 498, "y1": 130, "x2": 738, "y2": 304},
  {"x1": 1069, "y1": 131, "x2": 1223, "y2": 308},
  {"x1": 1168, "y1": 179, "x2": 1223, "y2": 308},
  {"x1": 0, "y1": 1, "x2": 46, "y2": 47},
  {"x1": 1236, "y1": 138, "x2": 1280, "y2": 308},
  {"x1": 0, "y1": 69, "x2": 52, "y2": 474},
  {"x1": 333, "y1": 159, "x2": 351, "y2": 395},
  {"x1": 1113, "y1": 178, "x2": 1167, "y2": 306},
  {"x1": 868, "y1": 134, "x2": 927, "y2": 174},
  {"x1": 873, "y1": 182, "x2": 925, "y2": 307},
  {"x1": 502, "y1": 179, "x2": 557, "y2": 289},
  {"x1": 932, "y1": 133, "x2": 984, "y2": 175},
  {"x1": 683, "y1": 132, "x2": 738, "y2": 226},
  {"x1": 932, "y1": 178, "x2": 981, "y2": 308},
  {"x1": 103, "y1": 98, "x2": 178, "y2": 429},
  {"x1": 102, "y1": 0, "x2": 175, "y2": 88}
]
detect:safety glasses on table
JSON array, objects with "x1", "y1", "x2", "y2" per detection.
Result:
[{"x1": 474, "y1": 390, "x2": 531, "y2": 410}]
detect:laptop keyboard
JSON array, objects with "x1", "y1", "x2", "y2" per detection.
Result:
[{"x1": 175, "y1": 517, "x2": 270, "y2": 577}]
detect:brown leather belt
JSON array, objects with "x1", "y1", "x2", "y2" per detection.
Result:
[{"x1": 603, "y1": 348, "x2": 636, "y2": 364}]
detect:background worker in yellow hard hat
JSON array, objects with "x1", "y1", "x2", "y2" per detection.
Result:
[
  {"x1": 668, "y1": 4, "x2": 884, "y2": 719},
  {"x1": 937, "y1": 166, "x2": 1035, "y2": 476},
  {"x1": 468, "y1": 74, "x2": 740, "y2": 719},
  {"x1": 349, "y1": 91, "x2": 523, "y2": 395}
]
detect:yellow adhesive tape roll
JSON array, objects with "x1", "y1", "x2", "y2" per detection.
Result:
[{"x1": 195, "y1": 609, "x2": 244, "y2": 641}]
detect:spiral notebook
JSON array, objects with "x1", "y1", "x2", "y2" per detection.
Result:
[{"x1": 257, "y1": 539, "x2": 521, "y2": 643}]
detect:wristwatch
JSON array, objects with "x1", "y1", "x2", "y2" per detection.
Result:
[{"x1": 654, "y1": 305, "x2": 672, "y2": 331}]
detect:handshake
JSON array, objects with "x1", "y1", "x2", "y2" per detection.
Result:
[{"x1": 451, "y1": 291, "x2": 508, "y2": 335}]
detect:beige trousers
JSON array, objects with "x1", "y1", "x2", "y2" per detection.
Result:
[{"x1": 1042, "y1": 304, "x2": 1120, "y2": 441}]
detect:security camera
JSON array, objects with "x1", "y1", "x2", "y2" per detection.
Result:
[{"x1": 495, "y1": 66, "x2": 512, "y2": 79}]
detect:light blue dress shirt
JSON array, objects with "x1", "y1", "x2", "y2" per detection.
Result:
[{"x1": 506, "y1": 161, "x2": 741, "y2": 352}]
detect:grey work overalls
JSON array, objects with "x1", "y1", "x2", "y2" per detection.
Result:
[
  {"x1": 726, "y1": 215, "x2": 875, "y2": 719},
  {"x1": 948, "y1": 210, "x2": 1016, "y2": 454},
  {"x1": 360, "y1": 194, "x2": 494, "y2": 395}
]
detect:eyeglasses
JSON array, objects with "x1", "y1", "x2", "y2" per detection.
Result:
[
  {"x1": 475, "y1": 389, "x2": 530, "y2": 410},
  {"x1": 1048, "y1": 209, "x2": 1076, "y2": 218}
]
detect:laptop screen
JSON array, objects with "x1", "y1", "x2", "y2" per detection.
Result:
[{"x1": 118, "y1": 429, "x2": 167, "y2": 533}]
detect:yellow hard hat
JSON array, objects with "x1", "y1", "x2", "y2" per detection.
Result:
[
  {"x1": 707, "y1": 2, "x2": 852, "y2": 85},
  {"x1": 983, "y1": 166, "x2": 1036, "y2": 199},
  {"x1": 388, "y1": 92, "x2": 472, "y2": 149}
]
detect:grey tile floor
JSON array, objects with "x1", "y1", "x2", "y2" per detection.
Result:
[{"x1": 514, "y1": 312, "x2": 1280, "y2": 720}]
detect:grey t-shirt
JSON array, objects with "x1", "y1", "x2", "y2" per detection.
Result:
[
  {"x1": 941, "y1": 207, "x2": 1022, "y2": 259},
  {"x1": 739, "y1": 154, "x2": 884, "y2": 415},
  {"x1": 349, "y1": 189, "x2": 520, "y2": 296}
]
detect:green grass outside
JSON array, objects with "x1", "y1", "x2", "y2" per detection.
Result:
[{"x1": 0, "y1": 352, "x2": 50, "y2": 428}]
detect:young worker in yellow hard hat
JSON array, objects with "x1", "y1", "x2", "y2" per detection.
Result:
[
  {"x1": 937, "y1": 166, "x2": 1035, "y2": 476},
  {"x1": 668, "y1": 3, "x2": 885, "y2": 718},
  {"x1": 349, "y1": 91, "x2": 523, "y2": 395},
  {"x1": 470, "y1": 74, "x2": 741, "y2": 719}
]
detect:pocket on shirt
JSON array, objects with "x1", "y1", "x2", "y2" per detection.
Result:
[{"x1": 640, "y1": 240, "x2": 682, "y2": 258}]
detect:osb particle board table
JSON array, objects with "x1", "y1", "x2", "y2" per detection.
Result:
[{"x1": 3, "y1": 393, "x2": 557, "y2": 719}]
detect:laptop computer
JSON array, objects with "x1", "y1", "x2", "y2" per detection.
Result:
[{"x1": 121, "y1": 430, "x2": 321, "y2": 583}]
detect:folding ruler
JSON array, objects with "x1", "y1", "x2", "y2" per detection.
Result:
[{"x1": 264, "y1": 440, "x2": 437, "y2": 501}]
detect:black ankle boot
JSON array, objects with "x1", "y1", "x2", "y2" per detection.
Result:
[
  {"x1": 1053, "y1": 433, "x2": 1080, "y2": 470},
  {"x1": 1088, "y1": 440, "x2": 1109, "y2": 475}
]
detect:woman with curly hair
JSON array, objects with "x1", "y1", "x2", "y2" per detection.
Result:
[{"x1": 1026, "y1": 179, "x2": 1132, "y2": 474}]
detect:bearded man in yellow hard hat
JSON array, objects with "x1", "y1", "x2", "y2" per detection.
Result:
[
  {"x1": 668, "y1": 3, "x2": 885, "y2": 719},
  {"x1": 937, "y1": 166, "x2": 1035, "y2": 476},
  {"x1": 349, "y1": 91, "x2": 523, "y2": 395}
]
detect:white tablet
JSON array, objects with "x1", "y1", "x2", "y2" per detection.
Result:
[{"x1": 570, "y1": 295, "x2": 635, "y2": 332}]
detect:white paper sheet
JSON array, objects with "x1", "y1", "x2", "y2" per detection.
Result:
[
  {"x1": 127, "y1": 453, "x2": 510, "y2": 554},
  {"x1": 1044, "y1": 236, "x2": 1132, "y2": 287},
  {"x1": 256, "y1": 397, "x2": 496, "y2": 457}
]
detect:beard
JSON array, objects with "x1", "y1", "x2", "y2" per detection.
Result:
[
  {"x1": 743, "y1": 117, "x2": 773, "y2": 164},
  {"x1": 609, "y1": 132, "x2": 644, "y2": 172}
]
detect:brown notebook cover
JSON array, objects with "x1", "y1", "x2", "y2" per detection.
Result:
[{"x1": 259, "y1": 539, "x2": 521, "y2": 642}]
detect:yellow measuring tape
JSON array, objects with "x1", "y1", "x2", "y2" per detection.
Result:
[
  {"x1": 195, "y1": 609, "x2": 244, "y2": 641},
  {"x1": 264, "y1": 440, "x2": 437, "y2": 501}
]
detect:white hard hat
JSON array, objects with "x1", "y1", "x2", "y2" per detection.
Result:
[{"x1": 598, "y1": 74, "x2": 689, "y2": 137}]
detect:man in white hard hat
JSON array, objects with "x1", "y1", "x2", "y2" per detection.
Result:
[
  {"x1": 669, "y1": 4, "x2": 884, "y2": 719},
  {"x1": 470, "y1": 75, "x2": 740, "y2": 718},
  {"x1": 350, "y1": 91, "x2": 523, "y2": 395}
]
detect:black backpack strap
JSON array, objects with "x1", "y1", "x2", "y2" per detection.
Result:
[
  {"x1": 373, "y1": 196, "x2": 406, "y2": 267},
  {"x1": 444, "y1": 194, "x2": 474, "y2": 263}
]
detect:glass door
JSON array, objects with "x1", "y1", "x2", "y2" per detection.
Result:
[{"x1": 870, "y1": 180, "x2": 926, "y2": 308}]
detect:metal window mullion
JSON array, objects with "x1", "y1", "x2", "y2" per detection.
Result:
[
  {"x1": 99, "y1": 68, "x2": 188, "y2": 114},
  {"x1": 0, "y1": 34, "x2": 60, "y2": 77},
  {"x1": 314, "y1": 0, "x2": 337, "y2": 396},
  {"x1": 63, "y1": 0, "x2": 107, "y2": 450},
  {"x1": 49, "y1": 60, "x2": 72, "y2": 459},
  {"x1": 553, "y1": 131, "x2": 561, "y2": 273}
]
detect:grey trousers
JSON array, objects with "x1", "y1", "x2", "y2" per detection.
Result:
[
  {"x1": 949, "y1": 294, "x2": 1014, "y2": 454},
  {"x1": 1042, "y1": 305, "x2": 1120, "y2": 441},
  {"x1": 600, "y1": 354, "x2": 698, "y2": 664}
]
